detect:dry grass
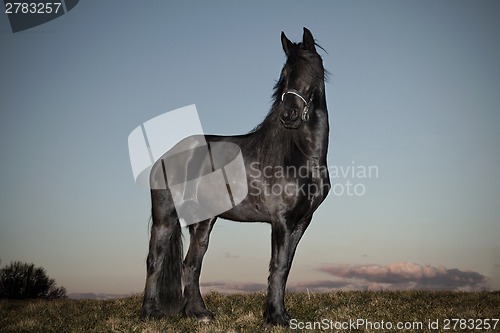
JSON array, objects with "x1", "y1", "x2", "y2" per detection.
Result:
[{"x1": 1, "y1": 291, "x2": 499, "y2": 332}]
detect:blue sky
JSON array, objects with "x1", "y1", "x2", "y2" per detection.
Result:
[{"x1": 1, "y1": 1, "x2": 499, "y2": 295}]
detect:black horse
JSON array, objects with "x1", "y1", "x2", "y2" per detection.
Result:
[{"x1": 141, "y1": 27, "x2": 330, "y2": 327}]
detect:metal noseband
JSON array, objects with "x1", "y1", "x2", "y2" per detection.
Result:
[{"x1": 281, "y1": 90, "x2": 311, "y2": 122}]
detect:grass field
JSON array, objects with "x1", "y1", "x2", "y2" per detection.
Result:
[{"x1": 1, "y1": 291, "x2": 499, "y2": 332}]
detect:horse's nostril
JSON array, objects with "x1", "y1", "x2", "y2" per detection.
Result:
[{"x1": 283, "y1": 109, "x2": 299, "y2": 119}]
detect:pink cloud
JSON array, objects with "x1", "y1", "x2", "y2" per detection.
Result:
[
  {"x1": 199, "y1": 262, "x2": 490, "y2": 293},
  {"x1": 318, "y1": 262, "x2": 490, "y2": 291}
]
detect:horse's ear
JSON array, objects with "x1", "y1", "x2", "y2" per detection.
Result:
[
  {"x1": 302, "y1": 27, "x2": 316, "y2": 52},
  {"x1": 281, "y1": 31, "x2": 293, "y2": 56}
]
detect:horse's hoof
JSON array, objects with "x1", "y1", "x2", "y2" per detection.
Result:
[
  {"x1": 185, "y1": 308, "x2": 214, "y2": 323},
  {"x1": 140, "y1": 309, "x2": 164, "y2": 321},
  {"x1": 263, "y1": 313, "x2": 290, "y2": 327}
]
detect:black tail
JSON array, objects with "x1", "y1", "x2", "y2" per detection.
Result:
[
  {"x1": 157, "y1": 221, "x2": 184, "y2": 315},
  {"x1": 141, "y1": 190, "x2": 184, "y2": 319}
]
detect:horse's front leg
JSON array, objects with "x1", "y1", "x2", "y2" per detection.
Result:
[{"x1": 264, "y1": 215, "x2": 312, "y2": 326}]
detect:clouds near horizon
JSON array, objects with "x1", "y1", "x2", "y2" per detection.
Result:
[
  {"x1": 201, "y1": 262, "x2": 490, "y2": 293},
  {"x1": 318, "y1": 262, "x2": 490, "y2": 291}
]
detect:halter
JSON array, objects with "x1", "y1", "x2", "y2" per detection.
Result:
[{"x1": 281, "y1": 89, "x2": 311, "y2": 122}]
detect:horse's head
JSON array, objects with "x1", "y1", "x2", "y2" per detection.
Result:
[{"x1": 278, "y1": 28, "x2": 325, "y2": 129}]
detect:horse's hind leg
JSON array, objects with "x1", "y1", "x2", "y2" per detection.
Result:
[
  {"x1": 182, "y1": 217, "x2": 217, "y2": 322},
  {"x1": 141, "y1": 189, "x2": 184, "y2": 320}
]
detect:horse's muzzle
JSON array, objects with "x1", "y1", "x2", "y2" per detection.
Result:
[{"x1": 280, "y1": 108, "x2": 301, "y2": 129}]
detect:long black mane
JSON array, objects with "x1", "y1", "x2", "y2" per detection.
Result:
[{"x1": 244, "y1": 40, "x2": 327, "y2": 168}]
